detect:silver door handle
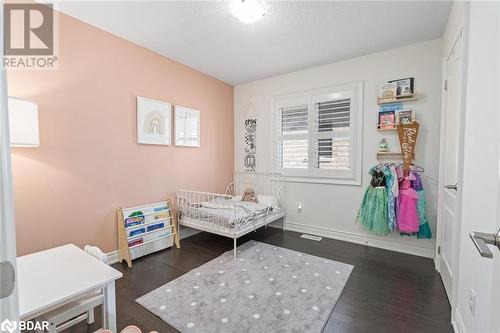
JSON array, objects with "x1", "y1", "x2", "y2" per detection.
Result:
[
  {"x1": 445, "y1": 183, "x2": 458, "y2": 191},
  {"x1": 469, "y1": 230, "x2": 500, "y2": 258},
  {"x1": 0, "y1": 261, "x2": 16, "y2": 299}
]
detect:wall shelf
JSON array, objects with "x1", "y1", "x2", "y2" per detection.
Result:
[
  {"x1": 377, "y1": 93, "x2": 418, "y2": 105},
  {"x1": 377, "y1": 152, "x2": 403, "y2": 160},
  {"x1": 377, "y1": 126, "x2": 397, "y2": 131}
]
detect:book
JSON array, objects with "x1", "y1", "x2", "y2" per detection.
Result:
[
  {"x1": 378, "y1": 111, "x2": 396, "y2": 129},
  {"x1": 396, "y1": 109, "x2": 415, "y2": 124},
  {"x1": 389, "y1": 77, "x2": 414, "y2": 96},
  {"x1": 379, "y1": 82, "x2": 397, "y2": 99},
  {"x1": 379, "y1": 103, "x2": 403, "y2": 113}
]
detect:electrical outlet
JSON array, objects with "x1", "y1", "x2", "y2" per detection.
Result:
[
  {"x1": 296, "y1": 202, "x2": 303, "y2": 212},
  {"x1": 469, "y1": 289, "x2": 476, "y2": 316}
]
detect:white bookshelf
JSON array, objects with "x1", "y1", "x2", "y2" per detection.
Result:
[{"x1": 117, "y1": 199, "x2": 180, "y2": 268}]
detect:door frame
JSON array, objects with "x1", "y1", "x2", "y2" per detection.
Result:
[
  {"x1": 435, "y1": 3, "x2": 470, "y2": 316},
  {"x1": 0, "y1": 2, "x2": 20, "y2": 329}
]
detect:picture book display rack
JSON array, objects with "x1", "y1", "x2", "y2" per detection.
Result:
[{"x1": 117, "y1": 199, "x2": 180, "y2": 268}]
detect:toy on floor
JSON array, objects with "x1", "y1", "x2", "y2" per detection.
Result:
[
  {"x1": 98, "y1": 325, "x2": 158, "y2": 333},
  {"x1": 241, "y1": 187, "x2": 258, "y2": 203}
]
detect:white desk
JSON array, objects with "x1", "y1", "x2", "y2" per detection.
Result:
[{"x1": 17, "y1": 244, "x2": 123, "y2": 332}]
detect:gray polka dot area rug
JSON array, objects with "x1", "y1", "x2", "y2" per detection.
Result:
[{"x1": 136, "y1": 241, "x2": 353, "y2": 333}]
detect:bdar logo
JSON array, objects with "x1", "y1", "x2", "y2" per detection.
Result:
[
  {"x1": 0, "y1": 319, "x2": 16, "y2": 333},
  {"x1": 4, "y1": 3, "x2": 54, "y2": 56}
]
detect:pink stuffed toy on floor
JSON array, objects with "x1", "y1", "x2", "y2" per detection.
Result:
[{"x1": 98, "y1": 326, "x2": 158, "y2": 333}]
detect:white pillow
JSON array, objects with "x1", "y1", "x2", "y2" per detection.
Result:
[
  {"x1": 257, "y1": 194, "x2": 278, "y2": 207},
  {"x1": 231, "y1": 194, "x2": 243, "y2": 201}
]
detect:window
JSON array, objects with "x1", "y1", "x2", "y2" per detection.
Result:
[{"x1": 274, "y1": 82, "x2": 363, "y2": 184}]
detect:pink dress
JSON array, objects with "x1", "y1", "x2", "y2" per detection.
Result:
[{"x1": 397, "y1": 173, "x2": 420, "y2": 233}]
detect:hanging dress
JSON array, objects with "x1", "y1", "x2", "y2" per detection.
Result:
[
  {"x1": 413, "y1": 172, "x2": 432, "y2": 239},
  {"x1": 357, "y1": 166, "x2": 391, "y2": 236},
  {"x1": 397, "y1": 171, "x2": 420, "y2": 233},
  {"x1": 386, "y1": 165, "x2": 398, "y2": 231}
]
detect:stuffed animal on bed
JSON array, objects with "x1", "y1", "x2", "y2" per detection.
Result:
[{"x1": 241, "y1": 187, "x2": 259, "y2": 203}]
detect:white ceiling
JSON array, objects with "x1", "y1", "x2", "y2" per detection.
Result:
[{"x1": 57, "y1": 1, "x2": 452, "y2": 85}]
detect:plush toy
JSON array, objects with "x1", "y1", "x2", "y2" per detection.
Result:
[
  {"x1": 98, "y1": 326, "x2": 158, "y2": 333},
  {"x1": 241, "y1": 187, "x2": 258, "y2": 203}
]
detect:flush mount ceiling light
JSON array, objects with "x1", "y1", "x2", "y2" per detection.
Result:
[{"x1": 232, "y1": 0, "x2": 265, "y2": 24}]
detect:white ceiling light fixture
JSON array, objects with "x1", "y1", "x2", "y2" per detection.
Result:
[{"x1": 232, "y1": 0, "x2": 265, "y2": 24}]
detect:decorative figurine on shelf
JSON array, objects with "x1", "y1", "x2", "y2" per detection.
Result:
[{"x1": 379, "y1": 138, "x2": 389, "y2": 152}]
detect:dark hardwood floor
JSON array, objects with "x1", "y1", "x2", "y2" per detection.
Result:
[{"x1": 68, "y1": 228, "x2": 453, "y2": 333}]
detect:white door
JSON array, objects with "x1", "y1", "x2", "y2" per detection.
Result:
[
  {"x1": 0, "y1": 2, "x2": 20, "y2": 331},
  {"x1": 437, "y1": 30, "x2": 465, "y2": 302}
]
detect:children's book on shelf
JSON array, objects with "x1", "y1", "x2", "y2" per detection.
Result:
[
  {"x1": 378, "y1": 111, "x2": 396, "y2": 129},
  {"x1": 396, "y1": 109, "x2": 415, "y2": 124},
  {"x1": 389, "y1": 77, "x2": 414, "y2": 96},
  {"x1": 379, "y1": 103, "x2": 403, "y2": 113},
  {"x1": 379, "y1": 82, "x2": 397, "y2": 99},
  {"x1": 128, "y1": 228, "x2": 145, "y2": 238},
  {"x1": 124, "y1": 212, "x2": 144, "y2": 228}
]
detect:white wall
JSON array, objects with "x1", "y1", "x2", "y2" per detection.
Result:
[
  {"x1": 453, "y1": 2, "x2": 500, "y2": 332},
  {"x1": 235, "y1": 39, "x2": 443, "y2": 258}
]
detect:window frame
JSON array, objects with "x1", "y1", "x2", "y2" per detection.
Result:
[{"x1": 272, "y1": 81, "x2": 363, "y2": 185}]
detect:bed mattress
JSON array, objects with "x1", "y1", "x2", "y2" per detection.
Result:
[{"x1": 179, "y1": 198, "x2": 272, "y2": 229}]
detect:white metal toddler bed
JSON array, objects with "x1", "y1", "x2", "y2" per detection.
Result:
[{"x1": 176, "y1": 172, "x2": 285, "y2": 258}]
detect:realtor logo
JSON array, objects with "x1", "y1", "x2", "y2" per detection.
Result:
[
  {"x1": 3, "y1": 2, "x2": 59, "y2": 69},
  {"x1": 4, "y1": 3, "x2": 53, "y2": 55},
  {"x1": 0, "y1": 319, "x2": 49, "y2": 332},
  {"x1": 0, "y1": 319, "x2": 16, "y2": 333}
]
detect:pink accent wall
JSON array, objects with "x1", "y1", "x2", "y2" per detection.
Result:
[{"x1": 7, "y1": 13, "x2": 234, "y2": 255}]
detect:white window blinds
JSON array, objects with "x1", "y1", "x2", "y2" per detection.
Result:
[
  {"x1": 312, "y1": 97, "x2": 352, "y2": 171},
  {"x1": 273, "y1": 82, "x2": 362, "y2": 184},
  {"x1": 277, "y1": 105, "x2": 308, "y2": 169}
]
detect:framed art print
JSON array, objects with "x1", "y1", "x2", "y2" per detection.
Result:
[
  {"x1": 175, "y1": 105, "x2": 200, "y2": 147},
  {"x1": 137, "y1": 96, "x2": 172, "y2": 145}
]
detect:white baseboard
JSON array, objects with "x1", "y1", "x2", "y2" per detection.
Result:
[
  {"x1": 285, "y1": 220, "x2": 436, "y2": 259},
  {"x1": 107, "y1": 222, "x2": 434, "y2": 263},
  {"x1": 452, "y1": 308, "x2": 465, "y2": 333},
  {"x1": 107, "y1": 250, "x2": 120, "y2": 265}
]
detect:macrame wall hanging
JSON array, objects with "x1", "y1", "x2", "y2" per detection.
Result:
[{"x1": 244, "y1": 103, "x2": 257, "y2": 172}]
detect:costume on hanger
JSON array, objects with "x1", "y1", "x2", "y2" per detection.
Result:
[
  {"x1": 357, "y1": 165, "x2": 391, "y2": 236},
  {"x1": 386, "y1": 165, "x2": 398, "y2": 231},
  {"x1": 397, "y1": 170, "x2": 419, "y2": 233},
  {"x1": 357, "y1": 163, "x2": 432, "y2": 239},
  {"x1": 413, "y1": 172, "x2": 432, "y2": 238}
]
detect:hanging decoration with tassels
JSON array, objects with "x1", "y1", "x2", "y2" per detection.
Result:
[{"x1": 244, "y1": 103, "x2": 257, "y2": 172}]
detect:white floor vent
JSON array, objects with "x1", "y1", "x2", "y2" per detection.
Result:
[{"x1": 300, "y1": 234, "x2": 322, "y2": 241}]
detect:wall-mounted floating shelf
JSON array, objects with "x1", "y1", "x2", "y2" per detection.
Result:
[
  {"x1": 377, "y1": 152, "x2": 403, "y2": 160},
  {"x1": 377, "y1": 93, "x2": 418, "y2": 105},
  {"x1": 377, "y1": 126, "x2": 397, "y2": 131}
]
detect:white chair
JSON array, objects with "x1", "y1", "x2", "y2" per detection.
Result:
[{"x1": 38, "y1": 245, "x2": 108, "y2": 333}]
